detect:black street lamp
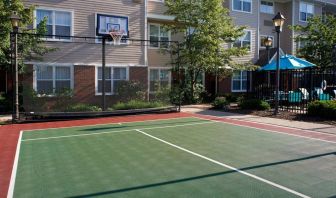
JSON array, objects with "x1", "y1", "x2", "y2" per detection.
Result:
[
  {"x1": 10, "y1": 12, "x2": 21, "y2": 122},
  {"x1": 272, "y1": 12, "x2": 285, "y2": 115}
]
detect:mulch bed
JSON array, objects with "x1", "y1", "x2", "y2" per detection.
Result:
[{"x1": 223, "y1": 107, "x2": 336, "y2": 126}]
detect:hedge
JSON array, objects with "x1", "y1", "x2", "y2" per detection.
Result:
[
  {"x1": 307, "y1": 100, "x2": 336, "y2": 119},
  {"x1": 239, "y1": 99, "x2": 270, "y2": 110}
]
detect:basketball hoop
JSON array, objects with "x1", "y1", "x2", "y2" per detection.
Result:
[{"x1": 109, "y1": 30, "x2": 124, "y2": 46}]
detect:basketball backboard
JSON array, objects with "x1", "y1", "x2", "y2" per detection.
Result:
[{"x1": 96, "y1": 14, "x2": 129, "y2": 37}]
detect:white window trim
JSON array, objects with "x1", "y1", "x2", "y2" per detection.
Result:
[
  {"x1": 231, "y1": 71, "x2": 247, "y2": 92},
  {"x1": 232, "y1": 30, "x2": 252, "y2": 53},
  {"x1": 260, "y1": 0, "x2": 274, "y2": 14},
  {"x1": 94, "y1": 13, "x2": 129, "y2": 45},
  {"x1": 148, "y1": 67, "x2": 172, "y2": 94},
  {"x1": 232, "y1": 0, "x2": 253, "y2": 14},
  {"x1": 299, "y1": 1, "x2": 314, "y2": 23},
  {"x1": 33, "y1": 64, "x2": 74, "y2": 96},
  {"x1": 260, "y1": 35, "x2": 274, "y2": 48},
  {"x1": 34, "y1": 7, "x2": 74, "y2": 42},
  {"x1": 95, "y1": 66, "x2": 129, "y2": 96},
  {"x1": 148, "y1": 23, "x2": 171, "y2": 49},
  {"x1": 149, "y1": 0, "x2": 164, "y2": 2}
]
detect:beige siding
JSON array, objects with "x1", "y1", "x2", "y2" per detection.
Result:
[
  {"x1": 228, "y1": 0, "x2": 259, "y2": 62},
  {"x1": 23, "y1": 0, "x2": 145, "y2": 65},
  {"x1": 147, "y1": 1, "x2": 167, "y2": 15}
]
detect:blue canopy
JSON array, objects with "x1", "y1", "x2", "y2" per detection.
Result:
[{"x1": 259, "y1": 55, "x2": 316, "y2": 71}]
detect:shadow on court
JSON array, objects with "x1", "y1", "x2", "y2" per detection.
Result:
[
  {"x1": 67, "y1": 151, "x2": 336, "y2": 197},
  {"x1": 79, "y1": 120, "x2": 203, "y2": 131}
]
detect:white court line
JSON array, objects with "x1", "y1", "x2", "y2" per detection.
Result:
[
  {"x1": 136, "y1": 129, "x2": 311, "y2": 198},
  {"x1": 23, "y1": 116, "x2": 194, "y2": 132},
  {"x1": 7, "y1": 131, "x2": 23, "y2": 198},
  {"x1": 192, "y1": 116, "x2": 336, "y2": 145},
  {"x1": 22, "y1": 121, "x2": 215, "y2": 142}
]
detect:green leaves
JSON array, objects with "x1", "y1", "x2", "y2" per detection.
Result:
[{"x1": 291, "y1": 15, "x2": 336, "y2": 67}]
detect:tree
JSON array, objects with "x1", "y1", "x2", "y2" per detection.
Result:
[
  {"x1": 164, "y1": 0, "x2": 254, "y2": 102},
  {"x1": 291, "y1": 15, "x2": 336, "y2": 67},
  {"x1": 0, "y1": 0, "x2": 52, "y2": 72}
]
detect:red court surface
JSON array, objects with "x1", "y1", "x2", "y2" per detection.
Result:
[{"x1": 1, "y1": 112, "x2": 335, "y2": 198}]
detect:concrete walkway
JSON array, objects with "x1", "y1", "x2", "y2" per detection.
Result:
[{"x1": 182, "y1": 105, "x2": 336, "y2": 135}]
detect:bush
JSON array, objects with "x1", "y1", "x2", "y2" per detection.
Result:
[
  {"x1": 114, "y1": 81, "x2": 146, "y2": 101},
  {"x1": 308, "y1": 100, "x2": 336, "y2": 119},
  {"x1": 110, "y1": 100, "x2": 166, "y2": 110},
  {"x1": 239, "y1": 99, "x2": 270, "y2": 110},
  {"x1": 212, "y1": 97, "x2": 229, "y2": 109},
  {"x1": 64, "y1": 103, "x2": 102, "y2": 112}
]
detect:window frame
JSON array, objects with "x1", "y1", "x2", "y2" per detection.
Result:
[
  {"x1": 232, "y1": 0, "x2": 253, "y2": 14},
  {"x1": 34, "y1": 7, "x2": 74, "y2": 42},
  {"x1": 260, "y1": 0, "x2": 274, "y2": 14},
  {"x1": 148, "y1": 23, "x2": 171, "y2": 49},
  {"x1": 95, "y1": 66, "x2": 129, "y2": 96},
  {"x1": 33, "y1": 64, "x2": 74, "y2": 96},
  {"x1": 299, "y1": 1, "x2": 314, "y2": 23},
  {"x1": 260, "y1": 35, "x2": 274, "y2": 48},
  {"x1": 232, "y1": 30, "x2": 252, "y2": 52},
  {"x1": 231, "y1": 70, "x2": 248, "y2": 92},
  {"x1": 148, "y1": 68, "x2": 172, "y2": 93}
]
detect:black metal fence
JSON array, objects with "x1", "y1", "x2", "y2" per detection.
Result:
[{"x1": 251, "y1": 67, "x2": 336, "y2": 114}]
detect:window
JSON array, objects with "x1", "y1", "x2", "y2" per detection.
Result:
[
  {"x1": 260, "y1": 1, "x2": 274, "y2": 14},
  {"x1": 96, "y1": 67, "x2": 128, "y2": 95},
  {"x1": 149, "y1": 24, "x2": 170, "y2": 48},
  {"x1": 149, "y1": 69, "x2": 170, "y2": 92},
  {"x1": 232, "y1": 71, "x2": 247, "y2": 92},
  {"x1": 36, "y1": 9, "x2": 72, "y2": 40},
  {"x1": 260, "y1": 35, "x2": 274, "y2": 48},
  {"x1": 35, "y1": 65, "x2": 72, "y2": 95},
  {"x1": 300, "y1": 2, "x2": 314, "y2": 22},
  {"x1": 233, "y1": 30, "x2": 252, "y2": 51},
  {"x1": 296, "y1": 39, "x2": 308, "y2": 53},
  {"x1": 233, "y1": 0, "x2": 252, "y2": 13}
]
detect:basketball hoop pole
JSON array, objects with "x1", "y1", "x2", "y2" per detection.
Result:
[{"x1": 102, "y1": 36, "x2": 106, "y2": 111}]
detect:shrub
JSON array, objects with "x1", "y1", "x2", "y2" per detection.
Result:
[
  {"x1": 64, "y1": 103, "x2": 102, "y2": 112},
  {"x1": 308, "y1": 100, "x2": 336, "y2": 119},
  {"x1": 110, "y1": 100, "x2": 166, "y2": 110},
  {"x1": 212, "y1": 97, "x2": 229, "y2": 109},
  {"x1": 239, "y1": 99, "x2": 270, "y2": 110},
  {"x1": 114, "y1": 81, "x2": 146, "y2": 101}
]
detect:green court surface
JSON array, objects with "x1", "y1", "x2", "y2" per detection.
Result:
[{"x1": 11, "y1": 117, "x2": 336, "y2": 197}]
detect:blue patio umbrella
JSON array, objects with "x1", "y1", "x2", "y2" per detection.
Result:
[{"x1": 259, "y1": 55, "x2": 316, "y2": 71}]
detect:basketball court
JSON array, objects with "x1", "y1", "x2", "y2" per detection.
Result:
[{"x1": 5, "y1": 113, "x2": 336, "y2": 198}]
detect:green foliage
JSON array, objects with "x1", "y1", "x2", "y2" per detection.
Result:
[
  {"x1": 307, "y1": 100, "x2": 336, "y2": 119},
  {"x1": 164, "y1": 0, "x2": 257, "y2": 102},
  {"x1": 291, "y1": 15, "x2": 336, "y2": 67},
  {"x1": 64, "y1": 103, "x2": 102, "y2": 112},
  {"x1": 114, "y1": 81, "x2": 146, "y2": 101},
  {"x1": 212, "y1": 97, "x2": 228, "y2": 109},
  {"x1": 110, "y1": 100, "x2": 167, "y2": 110},
  {"x1": 0, "y1": 0, "x2": 54, "y2": 72},
  {"x1": 239, "y1": 99, "x2": 270, "y2": 110},
  {"x1": 21, "y1": 86, "x2": 47, "y2": 112},
  {"x1": 52, "y1": 89, "x2": 74, "y2": 111},
  {"x1": 0, "y1": 92, "x2": 11, "y2": 112},
  {"x1": 152, "y1": 86, "x2": 172, "y2": 104}
]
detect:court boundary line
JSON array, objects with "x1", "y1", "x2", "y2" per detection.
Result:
[
  {"x1": 7, "y1": 131, "x2": 23, "y2": 198},
  {"x1": 136, "y1": 129, "x2": 310, "y2": 198},
  {"x1": 21, "y1": 120, "x2": 215, "y2": 142},
  {"x1": 22, "y1": 116, "x2": 192, "y2": 132},
  {"x1": 192, "y1": 116, "x2": 336, "y2": 144}
]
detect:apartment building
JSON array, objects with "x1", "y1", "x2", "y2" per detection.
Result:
[{"x1": 4, "y1": 0, "x2": 335, "y2": 106}]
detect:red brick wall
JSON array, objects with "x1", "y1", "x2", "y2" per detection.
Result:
[{"x1": 73, "y1": 65, "x2": 96, "y2": 103}]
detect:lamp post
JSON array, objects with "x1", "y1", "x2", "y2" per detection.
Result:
[
  {"x1": 264, "y1": 36, "x2": 273, "y2": 86},
  {"x1": 332, "y1": 44, "x2": 336, "y2": 67},
  {"x1": 272, "y1": 12, "x2": 285, "y2": 115},
  {"x1": 10, "y1": 12, "x2": 21, "y2": 122}
]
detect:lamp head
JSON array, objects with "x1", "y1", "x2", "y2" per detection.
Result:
[
  {"x1": 264, "y1": 36, "x2": 273, "y2": 48},
  {"x1": 273, "y1": 12, "x2": 285, "y2": 32},
  {"x1": 10, "y1": 12, "x2": 21, "y2": 30}
]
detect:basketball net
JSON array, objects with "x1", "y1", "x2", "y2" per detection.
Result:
[{"x1": 109, "y1": 30, "x2": 124, "y2": 46}]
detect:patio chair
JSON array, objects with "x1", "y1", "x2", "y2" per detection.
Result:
[
  {"x1": 299, "y1": 88, "x2": 309, "y2": 100},
  {"x1": 319, "y1": 93, "x2": 331, "y2": 101},
  {"x1": 288, "y1": 91, "x2": 302, "y2": 103}
]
